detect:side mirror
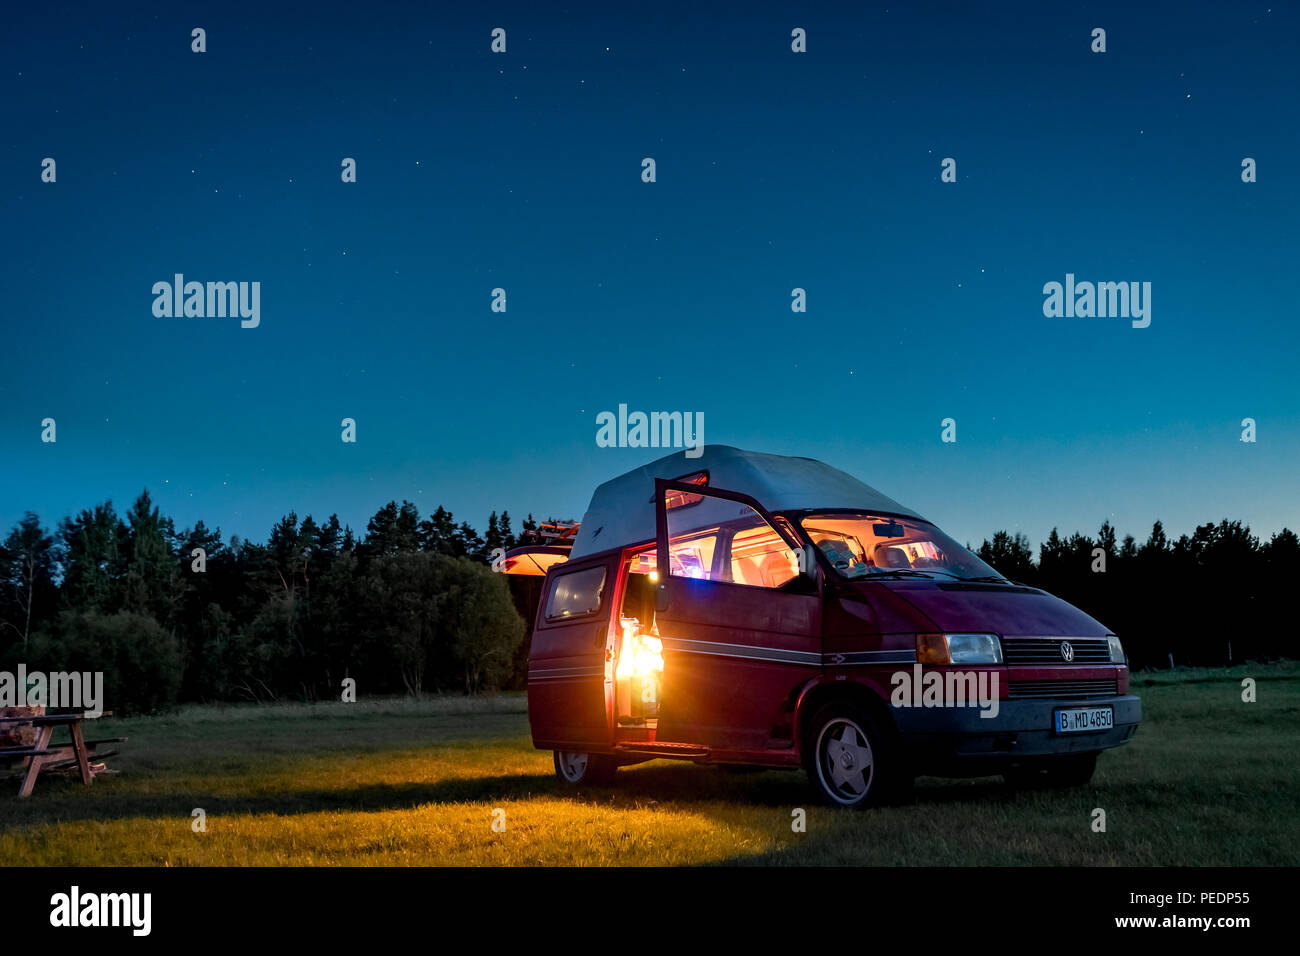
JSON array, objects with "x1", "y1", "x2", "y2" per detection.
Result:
[
  {"x1": 656, "y1": 578, "x2": 671, "y2": 612},
  {"x1": 798, "y1": 544, "x2": 819, "y2": 582}
]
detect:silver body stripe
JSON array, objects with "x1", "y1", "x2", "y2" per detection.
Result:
[
  {"x1": 658, "y1": 638, "x2": 916, "y2": 667},
  {"x1": 825, "y1": 651, "x2": 917, "y2": 665},
  {"x1": 661, "y1": 638, "x2": 821, "y2": 665},
  {"x1": 529, "y1": 646, "x2": 918, "y2": 678},
  {"x1": 529, "y1": 664, "x2": 606, "y2": 682}
]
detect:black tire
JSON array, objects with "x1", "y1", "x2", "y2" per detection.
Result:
[
  {"x1": 803, "y1": 701, "x2": 908, "y2": 808},
  {"x1": 1004, "y1": 752, "x2": 1098, "y2": 789},
  {"x1": 553, "y1": 750, "x2": 618, "y2": 787}
]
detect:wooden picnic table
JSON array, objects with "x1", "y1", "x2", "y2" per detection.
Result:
[{"x1": 0, "y1": 711, "x2": 124, "y2": 798}]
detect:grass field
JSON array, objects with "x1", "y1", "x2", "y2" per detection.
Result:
[{"x1": 1, "y1": 662, "x2": 1296, "y2": 866}]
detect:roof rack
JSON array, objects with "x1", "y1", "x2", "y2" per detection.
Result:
[{"x1": 529, "y1": 521, "x2": 580, "y2": 545}]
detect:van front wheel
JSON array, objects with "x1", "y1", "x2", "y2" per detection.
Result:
[
  {"x1": 805, "y1": 702, "x2": 903, "y2": 808},
  {"x1": 553, "y1": 750, "x2": 617, "y2": 787}
]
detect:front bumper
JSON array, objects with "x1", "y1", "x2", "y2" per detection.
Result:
[{"x1": 890, "y1": 694, "x2": 1142, "y2": 776}]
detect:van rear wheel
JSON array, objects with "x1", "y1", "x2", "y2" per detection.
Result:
[
  {"x1": 804, "y1": 702, "x2": 905, "y2": 808},
  {"x1": 553, "y1": 750, "x2": 617, "y2": 787}
]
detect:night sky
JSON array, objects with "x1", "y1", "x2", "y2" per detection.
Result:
[{"x1": 2, "y1": 1, "x2": 1297, "y2": 549}]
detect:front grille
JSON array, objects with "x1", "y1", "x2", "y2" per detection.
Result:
[
  {"x1": 1002, "y1": 637, "x2": 1111, "y2": 664},
  {"x1": 1007, "y1": 679, "x2": 1119, "y2": 700}
]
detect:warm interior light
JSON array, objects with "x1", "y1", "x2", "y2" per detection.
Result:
[
  {"x1": 616, "y1": 622, "x2": 664, "y2": 680},
  {"x1": 648, "y1": 570, "x2": 659, "y2": 582}
]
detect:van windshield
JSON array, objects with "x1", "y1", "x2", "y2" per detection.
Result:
[{"x1": 796, "y1": 513, "x2": 1005, "y2": 582}]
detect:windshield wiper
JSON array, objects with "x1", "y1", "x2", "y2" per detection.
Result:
[
  {"x1": 853, "y1": 568, "x2": 938, "y2": 579},
  {"x1": 902, "y1": 567, "x2": 963, "y2": 580}
]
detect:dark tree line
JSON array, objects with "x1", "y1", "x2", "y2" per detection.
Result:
[
  {"x1": 0, "y1": 492, "x2": 548, "y2": 713},
  {"x1": 3, "y1": 494, "x2": 1294, "y2": 714},
  {"x1": 974, "y1": 519, "x2": 1300, "y2": 669}
]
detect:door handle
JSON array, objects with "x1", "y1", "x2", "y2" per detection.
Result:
[{"x1": 595, "y1": 623, "x2": 608, "y2": 647}]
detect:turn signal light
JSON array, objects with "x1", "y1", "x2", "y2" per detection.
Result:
[{"x1": 916, "y1": 633, "x2": 950, "y2": 665}]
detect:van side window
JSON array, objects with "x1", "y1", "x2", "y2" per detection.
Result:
[
  {"x1": 668, "y1": 533, "x2": 717, "y2": 579},
  {"x1": 545, "y1": 566, "x2": 607, "y2": 621},
  {"x1": 728, "y1": 523, "x2": 799, "y2": 588},
  {"x1": 664, "y1": 490, "x2": 798, "y2": 589}
]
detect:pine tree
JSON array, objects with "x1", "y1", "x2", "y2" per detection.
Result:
[
  {"x1": 977, "y1": 530, "x2": 1033, "y2": 581},
  {"x1": 457, "y1": 521, "x2": 486, "y2": 561},
  {"x1": 1120, "y1": 534, "x2": 1137, "y2": 560},
  {"x1": 364, "y1": 502, "x2": 399, "y2": 554},
  {"x1": 182, "y1": 520, "x2": 224, "y2": 562},
  {"x1": 0, "y1": 513, "x2": 56, "y2": 649},
  {"x1": 317, "y1": 515, "x2": 342, "y2": 556},
  {"x1": 484, "y1": 511, "x2": 503, "y2": 554},
  {"x1": 60, "y1": 502, "x2": 127, "y2": 612},
  {"x1": 395, "y1": 501, "x2": 420, "y2": 552},
  {"x1": 419, "y1": 506, "x2": 459, "y2": 555},
  {"x1": 123, "y1": 489, "x2": 182, "y2": 623},
  {"x1": 1097, "y1": 519, "x2": 1117, "y2": 557},
  {"x1": 268, "y1": 512, "x2": 301, "y2": 567},
  {"x1": 1040, "y1": 527, "x2": 1065, "y2": 564}
]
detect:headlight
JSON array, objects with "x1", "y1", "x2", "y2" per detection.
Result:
[
  {"x1": 1108, "y1": 634, "x2": 1126, "y2": 664},
  {"x1": 917, "y1": 633, "x2": 1003, "y2": 664}
]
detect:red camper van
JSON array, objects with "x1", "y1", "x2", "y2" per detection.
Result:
[{"x1": 506, "y1": 446, "x2": 1141, "y2": 808}]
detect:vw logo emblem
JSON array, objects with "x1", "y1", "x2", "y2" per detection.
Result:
[{"x1": 1060, "y1": 641, "x2": 1074, "y2": 662}]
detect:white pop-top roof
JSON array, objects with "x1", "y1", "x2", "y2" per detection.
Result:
[{"x1": 569, "y1": 445, "x2": 924, "y2": 558}]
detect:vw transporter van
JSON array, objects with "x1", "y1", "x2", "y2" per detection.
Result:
[{"x1": 506, "y1": 446, "x2": 1141, "y2": 808}]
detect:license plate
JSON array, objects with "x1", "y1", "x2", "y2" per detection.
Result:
[{"x1": 1054, "y1": 707, "x2": 1113, "y2": 733}]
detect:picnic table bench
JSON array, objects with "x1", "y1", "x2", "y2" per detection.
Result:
[{"x1": 0, "y1": 711, "x2": 126, "y2": 798}]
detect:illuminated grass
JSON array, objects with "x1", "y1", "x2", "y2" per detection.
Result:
[{"x1": 0, "y1": 665, "x2": 1295, "y2": 866}]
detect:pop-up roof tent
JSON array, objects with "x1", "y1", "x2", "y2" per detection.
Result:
[{"x1": 567, "y1": 445, "x2": 924, "y2": 559}]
